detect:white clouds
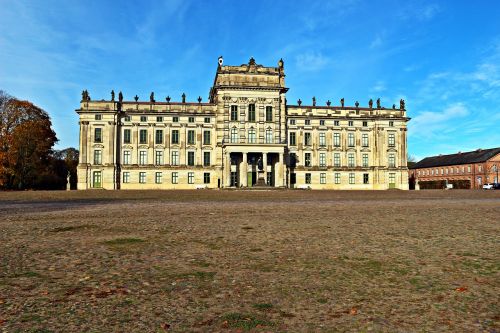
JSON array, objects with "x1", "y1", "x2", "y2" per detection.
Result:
[
  {"x1": 409, "y1": 103, "x2": 468, "y2": 138},
  {"x1": 370, "y1": 81, "x2": 386, "y2": 93},
  {"x1": 398, "y1": 3, "x2": 441, "y2": 21},
  {"x1": 295, "y1": 52, "x2": 330, "y2": 71}
]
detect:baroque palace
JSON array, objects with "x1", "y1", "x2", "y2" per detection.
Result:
[{"x1": 76, "y1": 57, "x2": 409, "y2": 190}]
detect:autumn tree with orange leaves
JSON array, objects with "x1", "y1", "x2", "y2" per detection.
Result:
[{"x1": 0, "y1": 90, "x2": 58, "y2": 189}]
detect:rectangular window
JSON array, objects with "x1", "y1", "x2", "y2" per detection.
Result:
[
  {"x1": 248, "y1": 104, "x2": 256, "y2": 122},
  {"x1": 304, "y1": 132, "x2": 311, "y2": 146},
  {"x1": 171, "y1": 130, "x2": 179, "y2": 144},
  {"x1": 389, "y1": 173, "x2": 396, "y2": 185},
  {"x1": 334, "y1": 133, "x2": 341, "y2": 147},
  {"x1": 139, "y1": 172, "x2": 146, "y2": 184},
  {"x1": 187, "y1": 130, "x2": 195, "y2": 145},
  {"x1": 155, "y1": 172, "x2": 162, "y2": 184},
  {"x1": 187, "y1": 151, "x2": 195, "y2": 166},
  {"x1": 155, "y1": 130, "x2": 163, "y2": 144},
  {"x1": 362, "y1": 121, "x2": 368, "y2": 127},
  {"x1": 188, "y1": 116, "x2": 195, "y2": 123},
  {"x1": 94, "y1": 128, "x2": 102, "y2": 143},
  {"x1": 362, "y1": 133, "x2": 368, "y2": 147},
  {"x1": 389, "y1": 121, "x2": 394, "y2": 127},
  {"x1": 320, "y1": 173, "x2": 326, "y2": 184},
  {"x1": 289, "y1": 132, "x2": 296, "y2": 146},
  {"x1": 172, "y1": 172, "x2": 178, "y2": 184},
  {"x1": 203, "y1": 130, "x2": 211, "y2": 145},
  {"x1": 305, "y1": 152, "x2": 311, "y2": 167},
  {"x1": 334, "y1": 153, "x2": 341, "y2": 167},
  {"x1": 231, "y1": 105, "x2": 238, "y2": 121},
  {"x1": 171, "y1": 151, "x2": 179, "y2": 166},
  {"x1": 305, "y1": 119, "x2": 311, "y2": 125},
  {"x1": 122, "y1": 172, "x2": 130, "y2": 183},
  {"x1": 139, "y1": 129, "x2": 147, "y2": 144},
  {"x1": 265, "y1": 106, "x2": 273, "y2": 122},
  {"x1": 265, "y1": 129, "x2": 273, "y2": 143},
  {"x1": 388, "y1": 133, "x2": 395, "y2": 147},
  {"x1": 348, "y1": 132, "x2": 355, "y2": 147},
  {"x1": 349, "y1": 173, "x2": 355, "y2": 184},
  {"x1": 319, "y1": 153, "x2": 326, "y2": 167},
  {"x1": 334, "y1": 120, "x2": 340, "y2": 126},
  {"x1": 155, "y1": 150, "x2": 163, "y2": 165},
  {"x1": 248, "y1": 128, "x2": 256, "y2": 143},
  {"x1": 319, "y1": 132, "x2": 326, "y2": 147},
  {"x1": 204, "y1": 117, "x2": 210, "y2": 124},
  {"x1": 204, "y1": 172, "x2": 210, "y2": 184},
  {"x1": 468, "y1": 165, "x2": 471, "y2": 173},
  {"x1": 335, "y1": 173, "x2": 341, "y2": 184},
  {"x1": 123, "y1": 151, "x2": 131, "y2": 165},
  {"x1": 320, "y1": 120, "x2": 325, "y2": 126},
  {"x1": 348, "y1": 153, "x2": 355, "y2": 168},
  {"x1": 348, "y1": 121, "x2": 353, "y2": 127},
  {"x1": 388, "y1": 154, "x2": 395, "y2": 168},
  {"x1": 203, "y1": 151, "x2": 210, "y2": 166},
  {"x1": 124, "y1": 116, "x2": 131, "y2": 122},
  {"x1": 140, "y1": 116, "x2": 147, "y2": 122},
  {"x1": 188, "y1": 172, "x2": 194, "y2": 184},
  {"x1": 362, "y1": 153, "x2": 368, "y2": 167},
  {"x1": 123, "y1": 129, "x2": 131, "y2": 143},
  {"x1": 139, "y1": 150, "x2": 147, "y2": 165},
  {"x1": 290, "y1": 119, "x2": 296, "y2": 125},
  {"x1": 172, "y1": 116, "x2": 179, "y2": 123},
  {"x1": 94, "y1": 114, "x2": 102, "y2": 121},
  {"x1": 156, "y1": 116, "x2": 163, "y2": 122},
  {"x1": 230, "y1": 128, "x2": 238, "y2": 143},
  {"x1": 92, "y1": 171, "x2": 101, "y2": 188},
  {"x1": 93, "y1": 150, "x2": 102, "y2": 165},
  {"x1": 363, "y1": 173, "x2": 369, "y2": 184},
  {"x1": 305, "y1": 173, "x2": 311, "y2": 184}
]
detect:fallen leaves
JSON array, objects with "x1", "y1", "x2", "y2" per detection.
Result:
[
  {"x1": 455, "y1": 286, "x2": 468, "y2": 292},
  {"x1": 160, "y1": 322, "x2": 170, "y2": 330}
]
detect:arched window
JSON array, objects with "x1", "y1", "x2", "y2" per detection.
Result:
[
  {"x1": 248, "y1": 127, "x2": 256, "y2": 143},
  {"x1": 230, "y1": 128, "x2": 238, "y2": 143},
  {"x1": 265, "y1": 128, "x2": 273, "y2": 143}
]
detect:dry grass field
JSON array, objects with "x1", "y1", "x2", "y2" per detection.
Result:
[{"x1": 0, "y1": 190, "x2": 499, "y2": 333}]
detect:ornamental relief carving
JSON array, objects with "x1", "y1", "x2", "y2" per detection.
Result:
[{"x1": 92, "y1": 144, "x2": 104, "y2": 148}]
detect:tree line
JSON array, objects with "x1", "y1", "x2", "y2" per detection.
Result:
[{"x1": 0, "y1": 90, "x2": 78, "y2": 190}]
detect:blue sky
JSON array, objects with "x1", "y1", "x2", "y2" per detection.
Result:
[{"x1": 1, "y1": 0, "x2": 499, "y2": 161}]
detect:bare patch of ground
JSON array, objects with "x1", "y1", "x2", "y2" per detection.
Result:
[{"x1": 0, "y1": 190, "x2": 499, "y2": 332}]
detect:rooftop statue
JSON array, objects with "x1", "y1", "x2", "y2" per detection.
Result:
[
  {"x1": 376, "y1": 98, "x2": 381, "y2": 109},
  {"x1": 400, "y1": 99, "x2": 405, "y2": 110},
  {"x1": 312, "y1": 96, "x2": 316, "y2": 106},
  {"x1": 150, "y1": 92, "x2": 155, "y2": 103},
  {"x1": 368, "y1": 99, "x2": 373, "y2": 108},
  {"x1": 340, "y1": 98, "x2": 344, "y2": 107},
  {"x1": 111, "y1": 90, "x2": 115, "y2": 101},
  {"x1": 182, "y1": 93, "x2": 186, "y2": 103},
  {"x1": 118, "y1": 91, "x2": 123, "y2": 103}
]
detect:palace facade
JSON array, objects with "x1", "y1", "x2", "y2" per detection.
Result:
[{"x1": 76, "y1": 57, "x2": 410, "y2": 190}]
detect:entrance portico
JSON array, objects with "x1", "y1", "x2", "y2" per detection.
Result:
[{"x1": 223, "y1": 144, "x2": 286, "y2": 188}]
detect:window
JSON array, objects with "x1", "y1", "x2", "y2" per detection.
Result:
[
  {"x1": 172, "y1": 172, "x2": 178, "y2": 184},
  {"x1": 265, "y1": 129, "x2": 273, "y2": 143},
  {"x1": 335, "y1": 173, "x2": 341, "y2": 184},
  {"x1": 155, "y1": 130, "x2": 163, "y2": 144},
  {"x1": 305, "y1": 119, "x2": 311, "y2": 125},
  {"x1": 290, "y1": 119, "x2": 296, "y2": 125},
  {"x1": 478, "y1": 165, "x2": 482, "y2": 172},
  {"x1": 389, "y1": 121, "x2": 394, "y2": 127},
  {"x1": 187, "y1": 151, "x2": 195, "y2": 166},
  {"x1": 93, "y1": 150, "x2": 102, "y2": 165},
  {"x1": 388, "y1": 133, "x2": 395, "y2": 147},
  {"x1": 319, "y1": 153, "x2": 326, "y2": 167},
  {"x1": 156, "y1": 116, "x2": 163, "y2": 122},
  {"x1": 188, "y1": 130, "x2": 195, "y2": 145},
  {"x1": 248, "y1": 104, "x2": 256, "y2": 122},
  {"x1": 362, "y1": 121, "x2": 368, "y2": 127},
  {"x1": 231, "y1": 105, "x2": 238, "y2": 121},
  {"x1": 139, "y1": 150, "x2": 147, "y2": 165},
  {"x1": 289, "y1": 132, "x2": 296, "y2": 146},
  {"x1": 124, "y1": 116, "x2": 131, "y2": 122},
  {"x1": 171, "y1": 130, "x2": 179, "y2": 144},
  {"x1": 389, "y1": 173, "x2": 396, "y2": 185},
  {"x1": 305, "y1": 153, "x2": 311, "y2": 167},
  {"x1": 349, "y1": 173, "x2": 355, "y2": 184},
  {"x1": 334, "y1": 133, "x2": 341, "y2": 147},
  {"x1": 140, "y1": 116, "x2": 147, "y2": 122},
  {"x1": 304, "y1": 132, "x2": 312, "y2": 146},
  {"x1": 122, "y1": 172, "x2": 130, "y2": 183},
  {"x1": 123, "y1": 129, "x2": 131, "y2": 143},
  {"x1": 348, "y1": 132, "x2": 355, "y2": 147},
  {"x1": 248, "y1": 128, "x2": 256, "y2": 143},
  {"x1": 94, "y1": 128, "x2": 102, "y2": 143},
  {"x1": 320, "y1": 173, "x2": 326, "y2": 184},
  {"x1": 204, "y1": 117, "x2": 210, "y2": 123},
  {"x1": 362, "y1": 133, "x2": 368, "y2": 147},
  {"x1": 172, "y1": 116, "x2": 179, "y2": 123},
  {"x1": 171, "y1": 151, "x2": 179, "y2": 166},
  {"x1": 139, "y1": 129, "x2": 147, "y2": 144},
  {"x1": 203, "y1": 151, "x2": 210, "y2": 166},
  {"x1": 305, "y1": 173, "x2": 311, "y2": 184},
  {"x1": 230, "y1": 128, "x2": 238, "y2": 143},
  {"x1": 467, "y1": 165, "x2": 471, "y2": 173},
  {"x1": 362, "y1": 153, "x2": 369, "y2": 167},
  {"x1": 363, "y1": 173, "x2": 369, "y2": 184},
  {"x1": 155, "y1": 172, "x2": 162, "y2": 184},
  {"x1": 139, "y1": 172, "x2": 146, "y2": 184},
  {"x1": 348, "y1": 121, "x2": 353, "y2": 127},
  {"x1": 204, "y1": 172, "x2": 210, "y2": 184},
  {"x1": 203, "y1": 131, "x2": 211, "y2": 145},
  {"x1": 348, "y1": 153, "x2": 355, "y2": 167},
  {"x1": 450, "y1": 168, "x2": 454, "y2": 174},
  {"x1": 320, "y1": 120, "x2": 325, "y2": 126},
  {"x1": 388, "y1": 154, "x2": 395, "y2": 168},
  {"x1": 95, "y1": 114, "x2": 102, "y2": 120},
  {"x1": 334, "y1": 153, "x2": 341, "y2": 167},
  {"x1": 319, "y1": 132, "x2": 326, "y2": 147},
  {"x1": 155, "y1": 151, "x2": 163, "y2": 165},
  {"x1": 189, "y1": 116, "x2": 195, "y2": 123},
  {"x1": 188, "y1": 172, "x2": 194, "y2": 184},
  {"x1": 92, "y1": 171, "x2": 101, "y2": 188},
  {"x1": 123, "y1": 151, "x2": 131, "y2": 165},
  {"x1": 289, "y1": 153, "x2": 297, "y2": 168},
  {"x1": 334, "y1": 120, "x2": 340, "y2": 126},
  {"x1": 266, "y1": 106, "x2": 273, "y2": 122}
]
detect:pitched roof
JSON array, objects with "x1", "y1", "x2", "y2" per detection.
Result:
[{"x1": 410, "y1": 147, "x2": 500, "y2": 169}]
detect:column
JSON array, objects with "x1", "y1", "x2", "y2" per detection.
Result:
[
  {"x1": 263, "y1": 152, "x2": 268, "y2": 184},
  {"x1": 241, "y1": 152, "x2": 248, "y2": 187},
  {"x1": 225, "y1": 151, "x2": 231, "y2": 187},
  {"x1": 275, "y1": 152, "x2": 284, "y2": 187}
]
